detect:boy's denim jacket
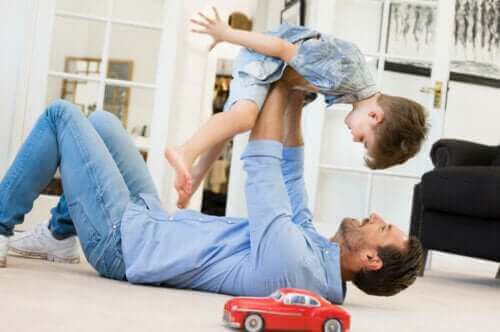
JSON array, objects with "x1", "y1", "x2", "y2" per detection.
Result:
[{"x1": 236, "y1": 23, "x2": 378, "y2": 106}]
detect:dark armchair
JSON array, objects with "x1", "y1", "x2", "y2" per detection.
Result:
[{"x1": 410, "y1": 139, "x2": 500, "y2": 278}]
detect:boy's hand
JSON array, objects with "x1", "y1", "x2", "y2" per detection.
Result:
[{"x1": 191, "y1": 7, "x2": 231, "y2": 51}]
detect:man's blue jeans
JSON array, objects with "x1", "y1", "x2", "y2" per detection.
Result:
[{"x1": 0, "y1": 101, "x2": 158, "y2": 279}]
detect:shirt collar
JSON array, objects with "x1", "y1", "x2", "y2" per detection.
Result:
[
  {"x1": 323, "y1": 242, "x2": 347, "y2": 304},
  {"x1": 303, "y1": 230, "x2": 346, "y2": 303}
]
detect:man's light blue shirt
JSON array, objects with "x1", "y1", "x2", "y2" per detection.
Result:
[{"x1": 120, "y1": 141, "x2": 346, "y2": 304}]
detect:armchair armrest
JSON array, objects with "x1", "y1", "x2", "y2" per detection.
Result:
[
  {"x1": 422, "y1": 166, "x2": 500, "y2": 219},
  {"x1": 431, "y1": 139, "x2": 499, "y2": 168}
]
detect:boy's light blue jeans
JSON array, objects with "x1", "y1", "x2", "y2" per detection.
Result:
[{"x1": 0, "y1": 100, "x2": 158, "y2": 280}]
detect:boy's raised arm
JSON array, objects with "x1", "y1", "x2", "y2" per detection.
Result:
[{"x1": 191, "y1": 7, "x2": 298, "y2": 62}]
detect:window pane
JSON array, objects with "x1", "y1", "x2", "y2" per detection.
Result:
[
  {"x1": 56, "y1": 0, "x2": 109, "y2": 17},
  {"x1": 321, "y1": 110, "x2": 366, "y2": 169},
  {"x1": 444, "y1": 82, "x2": 500, "y2": 145},
  {"x1": 46, "y1": 77, "x2": 99, "y2": 116},
  {"x1": 112, "y1": 0, "x2": 164, "y2": 25},
  {"x1": 290, "y1": 295, "x2": 306, "y2": 305},
  {"x1": 49, "y1": 16, "x2": 106, "y2": 74},
  {"x1": 331, "y1": 0, "x2": 383, "y2": 54},
  {"x1": 104, "y1": 85, "x2": 154, "y2": 138},
  {"x1": 366, "y1": 56, "x2": 379, "y2": 85},
  {"x1": 379, "y1": 67, "x2": 432, "y2": 174},
  {"x1": 386, "y1": 3, "x2": 436, "y2": 59},
  {"x1": 314, "y1": 172, "x2": 369, "y2": 225},
  {"x1": 108, "y1": 24, "x2": 161, "y2": 83},
  {"x1": 370, "y1": 176, "x2": 419, "y2": 234}
]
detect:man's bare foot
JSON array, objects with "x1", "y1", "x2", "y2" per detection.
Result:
[{"x1": 164, "y1": 147, "x2": 193, "y2": 207}]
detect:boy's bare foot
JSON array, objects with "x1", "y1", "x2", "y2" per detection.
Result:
[
  {"x1": 177, "y1": 166, "x2": 204, "y2": 209},
  {"x1": 164, "y1": 147, "x2": 193, "y2": 207}
]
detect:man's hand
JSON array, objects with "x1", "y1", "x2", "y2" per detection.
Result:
[{"x1": 191, "y1": 7, "x2": 231, "y2": 51}]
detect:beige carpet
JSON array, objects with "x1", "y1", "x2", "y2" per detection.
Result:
[{"x1": 1, "y1": 255, "x2": 499, "y2": 332}]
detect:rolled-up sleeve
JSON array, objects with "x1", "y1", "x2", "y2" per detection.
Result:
[{"x1": 281, "y1": 147, "x2": 313, "y2": 228}]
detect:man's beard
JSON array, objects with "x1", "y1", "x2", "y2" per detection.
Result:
[{"x1": 335, "y1": 218, "x2": 363, "y2": 253}]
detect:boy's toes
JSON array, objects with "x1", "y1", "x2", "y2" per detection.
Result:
[{"x1": 177, "y1": 192, "x2": 190, "y2": 209}]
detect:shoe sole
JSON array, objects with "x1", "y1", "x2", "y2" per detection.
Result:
[{"x1": 9, "y1": 247, "x2": 80, "y2": 264}]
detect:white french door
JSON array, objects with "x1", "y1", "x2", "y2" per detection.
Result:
[
  {"x1": 303, "y1": 0, "x2": 455, "y2": 234},
  {"x1": 16, "y1": 0, "x2": 183, "y2": 198}
]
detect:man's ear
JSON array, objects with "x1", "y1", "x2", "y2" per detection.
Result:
[
  {"x1": 368, "y1": 108, "x2": 384, "y2": 125},
  {"x1": 361, "y1": 249, "x2": 383, "y2": 271}
]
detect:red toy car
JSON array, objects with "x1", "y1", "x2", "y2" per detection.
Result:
[{"x1": 223, "y1": 288, "x2": 350, "y2": 332}]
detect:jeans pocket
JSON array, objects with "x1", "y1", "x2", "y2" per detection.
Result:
[{"x1": 95, "y1": 227, "x2": 126, "y2": 280}]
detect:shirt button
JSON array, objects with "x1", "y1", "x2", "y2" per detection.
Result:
[{"x1": 168, "y1": 216, "x2": 173, "y2": 221}]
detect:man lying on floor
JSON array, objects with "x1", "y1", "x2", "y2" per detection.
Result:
[{"x1": 0, "y1": 81, "x2": 423, "y2": 304}]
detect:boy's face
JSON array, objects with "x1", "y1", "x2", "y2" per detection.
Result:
[{"x1": 344, "y1": 102, "x2": 384, "y2": 157}]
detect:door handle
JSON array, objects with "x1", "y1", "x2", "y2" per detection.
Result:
[{"x1": 419, "y1": 81, "x2": 443, "y2": 109}]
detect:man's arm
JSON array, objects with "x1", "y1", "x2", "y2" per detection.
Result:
[
  {"x1": 281, "y1": 91, "x2": 314, "y2": 229},
  {"x1": 191, "y1": 8, "x2": 298, "y2": 62},
  {"x1": 241, "y1": 82, "x2": 309, "y2": 268}
]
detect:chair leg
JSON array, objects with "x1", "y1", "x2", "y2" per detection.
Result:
[
  {"x1": 418, "y1": 249, "x2": 428, "y2": 277},
  {"x1": 496, "y1": 266, "x2": 500, "y2": 279}
]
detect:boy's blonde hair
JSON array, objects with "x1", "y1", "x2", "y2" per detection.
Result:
[{"x1": 366, "y1": 94, "x2": 428, "y2": 169}]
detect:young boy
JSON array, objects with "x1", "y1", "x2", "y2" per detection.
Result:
[{"x1": 165, "y1": 8, "x2": 428, "y2": 208}]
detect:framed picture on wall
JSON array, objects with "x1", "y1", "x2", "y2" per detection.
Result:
[
  {"x1": 281, "y1": 0, "x2": 305, "y2": 26},
  {"x1": 384, "y1": 1, "x2": 500, "y2": 88}
]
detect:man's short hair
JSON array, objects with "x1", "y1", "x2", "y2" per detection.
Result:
[
  {"x1": 353, "y1": 236, "x2": 424, "y2": 296},
  {"x1": 366, "y1": 94, "x2": 428, "y2": 170}
]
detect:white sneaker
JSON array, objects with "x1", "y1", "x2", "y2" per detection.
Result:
[
  {"x1": 0, "y1": 235, "x2": 8, "y2": 268},
  {"x1": 9, "y1": 223, "x2": 80, "y2": 264}
]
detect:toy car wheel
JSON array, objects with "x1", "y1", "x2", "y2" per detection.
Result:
[
  {"x1": 323, "y1": 318, "x2": 343, "y2": 332},
  {"x1": 244, "y1": 313, "x2": 264, "y2": 332}
]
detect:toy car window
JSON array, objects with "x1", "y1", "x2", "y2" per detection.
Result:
[
  {"x1": 289, "y1": 295, "x2": 306, "y2": 305},
  {"x1": 270, "y1": 290, "x2": 283, "y2": 301},
  {"x1": 309, "y1": 298, "x2": 320, "y2": 306}
]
